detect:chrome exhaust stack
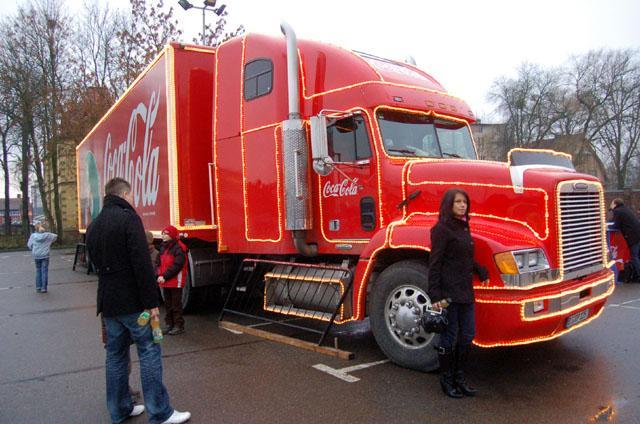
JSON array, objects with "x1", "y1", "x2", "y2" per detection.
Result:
[{"x1": 280, "y1": 21, "x2": 317, "y2": 256}]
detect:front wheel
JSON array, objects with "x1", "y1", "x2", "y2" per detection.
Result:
[{"x1": 369, "y1": 260, "x2": 440, "y2": 372}]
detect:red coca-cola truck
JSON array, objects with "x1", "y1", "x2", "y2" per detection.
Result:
[{"x1": 77, "y1": 24, "x2": 614, "y2": 371}]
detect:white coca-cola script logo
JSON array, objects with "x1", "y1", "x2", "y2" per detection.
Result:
[
  {"x1": 323, "y1": 178, "x2": 360, "y2": 198},
  {"x1": 103, "y1": 89, "x2": 161, "y2": 207}
]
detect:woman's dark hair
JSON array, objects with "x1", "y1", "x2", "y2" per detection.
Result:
[{"x1": 438, "y1": 188, "x2": 471, "y2": 223}]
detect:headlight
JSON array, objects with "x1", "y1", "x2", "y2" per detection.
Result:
[{"x1": 495, "y1": 248, "x2": 550, "y2": 275}]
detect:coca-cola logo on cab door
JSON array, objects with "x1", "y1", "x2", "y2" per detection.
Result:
[{"x1": 323, "y1": 178, "x2": 359, "y2": 198}]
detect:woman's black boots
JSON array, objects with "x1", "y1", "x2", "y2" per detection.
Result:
[
  {"x1": 438, "y1": 347, "x2": 463, "y2": 398},
  {"x1": 454, "y1": 344, "x2": 477, "y2": 396}
]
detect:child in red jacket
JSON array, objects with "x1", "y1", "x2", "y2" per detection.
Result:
[{"x1": 156, "y1": 225, "x2": 188, "y2": 335}]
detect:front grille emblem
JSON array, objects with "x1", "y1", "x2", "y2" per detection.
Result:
[{"x1": 572, "y1": 182, "x2": 588, "y2": 191}]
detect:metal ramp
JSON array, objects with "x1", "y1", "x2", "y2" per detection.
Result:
[{"x1": 218, "y1": 258, "x2": 355, "y2": 359}]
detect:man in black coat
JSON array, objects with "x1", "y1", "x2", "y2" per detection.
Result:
[
  {"x1": 87, "y1": 178, "x2": 191, "y2": 424},
  {"x1": 610, "y1": 198, "x2": 640, "y2": 282}
]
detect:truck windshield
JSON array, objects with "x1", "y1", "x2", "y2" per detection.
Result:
[{"x1": 377, "y1": 110, "x2": 477, "y2": 159}]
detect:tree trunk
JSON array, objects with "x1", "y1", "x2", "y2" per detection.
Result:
[
  {"x1": 1, "y1": 132, "x2": 11, "y2": 235},
  {"x1": 20, "y1": 121, "x2": 30, "y2": 240},
  {"x1": 50, "y1": 139, "x2": 63, "y2": 239},
  {"x1": 30, "y1": 132, "x2": 55, "y2": 231}
]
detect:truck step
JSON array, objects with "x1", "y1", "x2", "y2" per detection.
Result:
[{"x1": 263, "y1": 264, "x2": 351, "y2": 322}]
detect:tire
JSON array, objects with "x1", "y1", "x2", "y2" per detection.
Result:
[
  {"x1": 369, "y1": 260, "x2": 440, "y2": 372},
  {"x1": 181, "y1": 277, "x2": 194, "y2": 312}
]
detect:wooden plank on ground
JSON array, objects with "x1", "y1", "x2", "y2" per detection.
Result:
[{"x1": 219, "y1": 320, "x2": 355, "y2": 360}]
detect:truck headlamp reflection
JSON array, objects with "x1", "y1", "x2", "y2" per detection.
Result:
[
  {"x1": 494, "y1": 249, "x2": 555, "y2": 287},
  {"x1": 495, "y1": 248, "x2": 550, "y2": 275}
]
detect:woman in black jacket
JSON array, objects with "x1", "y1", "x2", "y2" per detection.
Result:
[{"x1": 428, "y1": 188, "x2": 489, "y2": 398}]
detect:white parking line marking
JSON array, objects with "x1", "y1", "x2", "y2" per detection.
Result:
[
  {"x1": 313, "y1": 359, "x2": 390, "y2": 383},
  {"x1": 339, "y1": 359, "x2": 390, "y2": 373},
  {"x1": 313, "y1": 364, "x2": 360, "y2": 382},
  {"x1": 618, "y1": 305, "x2": 640, "y2": 311},
  {"x1": 223, "y1": 327, "x2": 243, "y2": 335},
  {"x1": 607, "y1": 303, "x2": 640, "y2": 310}
]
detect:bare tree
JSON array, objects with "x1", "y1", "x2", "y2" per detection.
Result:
[
  {"x1": 0, "y1": 0, "x2": 247, "y2": 242},
  {"x1": 488, "y1": 63, "x2": 563, "y2": 149},
  {"x1": 593, "y1": 57, "x2": 640, "y2": 188},
  {"x1": 564, "y1": 49, "x2": 640, "y2": 188},
  {"x1": 193, "y1": 6, "x2": 244, "y2": 47},
  {"x1": 74, "y1": 0, "x2": 124, "y2": 99},
  {"x1": 0, "y1": 13, "x2": 42, "y2": 238},
  {"x1": 0, "y1": 106, "x2": 17, "y2": 235},
  {"x1": 489, "y1": 49, "x2": 640, "y2": 189},
  {"x1": 115, "y1": 0, "x2": 183, "y2": 88},
  {"x1": 21, "y1": 0, "x2": 74, "y2": 238}
]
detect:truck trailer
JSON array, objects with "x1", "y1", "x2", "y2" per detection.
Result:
[{"x1": 77, "y1": 24, "x2": 614, "y2": 371}]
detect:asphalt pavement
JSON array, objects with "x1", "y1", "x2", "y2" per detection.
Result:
[{"x1": 1, "y1": 249, "x2": 639, "y2": 423}]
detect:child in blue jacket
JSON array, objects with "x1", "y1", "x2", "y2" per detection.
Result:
[{"x1": 27, "y1": 223, "x2": 58, "y2": 293}]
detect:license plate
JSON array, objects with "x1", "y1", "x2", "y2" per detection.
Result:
[{"x1": 565, "y1": 308, "x2": 589, "y2": 328}]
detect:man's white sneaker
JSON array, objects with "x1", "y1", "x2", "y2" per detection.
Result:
[
  {"x1": 161, "y1": 410, "x2": 191, "y2": 424},
  {"x1": 129, "y1": 405, "x2": 145, "y2": 417}
]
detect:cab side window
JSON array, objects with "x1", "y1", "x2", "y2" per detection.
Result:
[
  {"x1": 244, "y1": 59, "x2": 273, "y2": 100},
  {"x1": 327, "y1": 115, "x2": 372, "y2": 162}
]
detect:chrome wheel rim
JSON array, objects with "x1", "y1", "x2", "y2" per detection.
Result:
[{"x1": 384, "y1": 285, "x2": 434, "y2": 349}]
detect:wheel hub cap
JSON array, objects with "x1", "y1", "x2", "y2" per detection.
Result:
[{"x1": 384, "y1": 285, "x2": 434, "y2": 349}]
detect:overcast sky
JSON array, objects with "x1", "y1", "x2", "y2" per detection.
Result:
[
  {"x1": 2, "y1": 0, "x2": 640, "y2": 195},
  {"x1": 5, "y1": 0, "x2": 640, "y2": 120}
]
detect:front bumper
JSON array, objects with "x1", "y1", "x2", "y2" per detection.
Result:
[{"x1": 473, "y1": 268, "x2": 614, "y2": 347}]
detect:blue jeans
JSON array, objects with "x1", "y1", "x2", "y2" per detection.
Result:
[
  {"x1": 630, "y1": 242, "x2": 640, "y2": 280},
  {"x1": 104, "y1": 313, "x2": 174, "y2": 424},
  {"x1": 440, "y1": 303, "x2": 475, "y2": 350},
  {"x1": 34, "y1": 258, "x2": 49, "y2": 291}
]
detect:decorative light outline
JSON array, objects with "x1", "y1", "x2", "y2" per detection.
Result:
[
  {"x1": 555, "y1": 179, "x2": 609, "y2": 274},
  {"x1": 262, "y1": 273, "x2": 347, "y2": 323},
  {"x1": 371, "y1": 105, "x2": 481, "y2": 161},
  {"x1": 172, "y1": 45, "x2": 216, "y2": 231},
  {"x1": 473, "y1": 306, "x2": 606, "y2": 348},
  {"x1": 75, "y1": 147, "x2": 82, "y2": 230},
  {"x1": 507, "y1": 148, "x2": 573, "y2": 167},
  {"x1": 315, "y1": 107, "x2": 376, "y2": 244},
  {"x1": 475, "y1": 274, "x2": 613, "y2": 319},
  {"x1": 205, "y1": 36, "x2": 614, "y2": 346},
  {"x1": 75, "y1": 47, "x2": 169, "y2": 231},
  {"x1": 212, "y1": 35, "x2": 241, "y2": 250},
  {"x1": 76, "y1": 47, "x2": 169, "y2": 153},
  {"x1": 236, "y1": 37, "x2": 285, "y2": 243},
  {"x1": 182, "y1": 45, "x2": 217, "y2": 54},
  {"x1": 405, "y1": 165, "x2": 550, "y2": 240},
  {"x1": 166, "y1": 45, "x2": 180, "y2": 226}
]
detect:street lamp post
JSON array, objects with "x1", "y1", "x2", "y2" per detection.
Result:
[{"x1": 178, "y1": 0, "x2": 227, "y2": 45}]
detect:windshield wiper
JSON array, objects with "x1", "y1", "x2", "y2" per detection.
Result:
[
  {"x1": 442, "y1": 152, "x2": 462, "y2": 158},
  {"x1": 388, "y1": 148, "x2": 417, "y2": 156}
]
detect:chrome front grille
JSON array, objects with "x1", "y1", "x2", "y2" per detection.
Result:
[{"x1": 558, "y1": 182, "x2": 606, "y2": 280}]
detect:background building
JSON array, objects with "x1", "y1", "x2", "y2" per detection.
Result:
[
  {"x1": 45, "y1": 139, "x2": 78, "y2": 234},
  {"x1": 471, "y1": 124, "x2": 607, "y2": 184}
]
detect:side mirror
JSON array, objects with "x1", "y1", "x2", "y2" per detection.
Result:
[{"x1": 310, "y1": 115, "x2": 333, "y2": 176}]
